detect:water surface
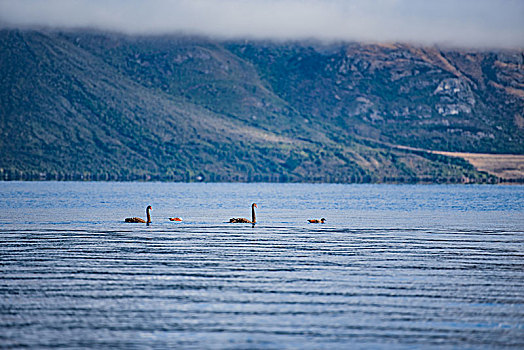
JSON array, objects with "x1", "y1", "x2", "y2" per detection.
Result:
[{"x1": 1, "y1": 182, "x2": 523, "y2": 349}]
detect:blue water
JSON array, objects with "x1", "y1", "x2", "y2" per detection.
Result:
[{"x1": 0, "y1": 182, "x2": 523, "y2": 349}]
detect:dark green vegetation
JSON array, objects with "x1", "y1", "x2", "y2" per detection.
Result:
[{"x1": 1, "y1": 29, "x2": 523, "y2": 183}]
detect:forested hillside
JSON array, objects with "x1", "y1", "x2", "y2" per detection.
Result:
[{"x1": 1, "y1": 29, "x2": 522, "y2": 183}]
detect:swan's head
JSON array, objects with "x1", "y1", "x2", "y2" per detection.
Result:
[
  {"x1": 252, "y1": 203, "x2": 258, "y2": 208},
  {"x1": 321, "y1": 218, "x2": 326, "y2": 222},
  {"x1": 147, "y1": 205, "x2": 152, "y2": 210}
]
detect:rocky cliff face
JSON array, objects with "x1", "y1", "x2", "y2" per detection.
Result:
[
  {"x1": 227, "y1": 42, "x2": 523, "y2": 154},
  {"x1": 1, "y1": 30, "x2": 522, "y2": 182}
]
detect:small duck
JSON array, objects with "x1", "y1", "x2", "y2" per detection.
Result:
[
  {"x1": 169, "y1": 217, "x2": 183, "y2": 222},
  {"x1": 308, "y1": 218, "x2": 326, "y2": 224}
]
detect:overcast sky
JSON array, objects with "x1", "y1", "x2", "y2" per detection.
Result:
[{"x1": 0, "y1": 0, "x2": 523, "y2": 48}]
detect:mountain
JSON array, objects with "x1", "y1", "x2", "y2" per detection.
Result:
[{"x1": 1, "y1": 29, "x2": 523, "y2": 183}]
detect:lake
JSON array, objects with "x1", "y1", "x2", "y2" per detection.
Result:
[{"x1": 0, "y1": 182, "x2": 523, "y2": 349}]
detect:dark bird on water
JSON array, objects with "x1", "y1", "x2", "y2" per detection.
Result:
[
  {"x1": 230, "y1": 203, "x2": 257, "y2": 225},
  {"x1": 125, "y1": 205, "x2": 152, "y2": 224},
  {"x1": 308, "y1": 218, "x2": 326, "y2": 224}
]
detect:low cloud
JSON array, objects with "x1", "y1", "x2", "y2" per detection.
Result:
[{"x1": 1, "y1": 0, "x2": 523, "y2": 48}]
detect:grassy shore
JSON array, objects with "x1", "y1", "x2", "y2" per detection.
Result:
[{"x1": 431, "y1": 152, "x2": 524, "y2": 182}]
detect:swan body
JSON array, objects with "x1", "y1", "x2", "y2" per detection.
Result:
[
  {"x1": 308, "y1": 218, "x2": 326, "y2": 224},
  {"x1": 169, "y1": 217, "x2": 183, "y2": 222},
  {"x1": 230, "y1": 203, "x2": 257, "y2": 224},
  {"x1": 229, "y1": 217, "x2": 251, "y2": 223},
  {"x1": 125, "y1": 217, "x2": 146, "y2": 223},
  {"x1": 125, "y1": 205, "x2": 152, "y2": 224}
]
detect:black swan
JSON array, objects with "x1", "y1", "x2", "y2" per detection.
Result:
[
  {"x1": 125, "y1": 205, "x2": 152, "y2": 224},
  {"x1": 230, "y1": 203, "x2": 257, "y2": 224}
]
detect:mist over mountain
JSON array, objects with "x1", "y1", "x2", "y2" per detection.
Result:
[
  {"x1": 1, "y1": 0, "x2": 523, "y2": 48},
  {"x1": 1, "y1": 29, "x2": 523, "y2": 183}
]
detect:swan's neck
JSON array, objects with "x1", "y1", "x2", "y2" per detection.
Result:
[
  {"x1": 146, "y1": 207, "x2": 151, "y2": 224},
  {"x1": 251, "y1": 205, "x2": 256, "y2": 223}
]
